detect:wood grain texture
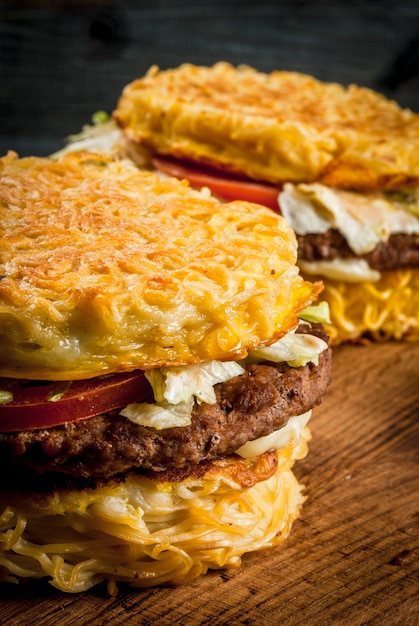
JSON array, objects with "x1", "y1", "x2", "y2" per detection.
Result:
[{"x1": 0, "y1": 340, "x2": 418, "y2": 625}]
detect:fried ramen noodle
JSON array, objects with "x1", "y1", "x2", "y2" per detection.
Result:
[
  {"x1": 114, "y1": 62, "x2": 419, "y2": 190},
  {"x1": 0, "y1": 429, "x2": 309, "y2": 594},
  {"x1": 0, "y1": 151, "x2": 319, "y2": 380},
  {"x1": 303, "y1": 268, "x2": 419, "y2": 344}
]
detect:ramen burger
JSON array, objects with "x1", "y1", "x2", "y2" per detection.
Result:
[
  {"x1": 0, "y1": 151, "x2": 331, "y2": 594},
  {"x1": 114, "y1": 62, "x2": 419, "y2": 344}
]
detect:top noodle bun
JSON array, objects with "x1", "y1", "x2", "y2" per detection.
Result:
[
  {"x1": 114, "y1": 62, "x2": 419, "y2": 191},
  {"x1": 0, "y1": 151, "x2": 321, "y2": 380}
]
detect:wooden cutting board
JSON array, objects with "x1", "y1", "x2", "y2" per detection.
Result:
[{"x1": 0, "y1": 341, "x2": 418, "y2": 626}]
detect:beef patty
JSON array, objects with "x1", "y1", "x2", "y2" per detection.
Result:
[
  {"x1": 298, "y1": 231, "x2": 419, "y2": 271},
  {"x1": 0, "y1": 325, "x2": 331, "y2": 485}
]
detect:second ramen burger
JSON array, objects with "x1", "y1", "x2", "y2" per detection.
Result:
[
  {"x1": 0, "y1": 151, "x2": 331, "y2": 593},
  {"x1": 114, "y1": 62, "x2": 419, "y2": 344}
]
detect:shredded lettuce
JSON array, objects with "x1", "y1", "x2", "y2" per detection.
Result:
[
  {"x1": 50, "y1": 118, "x2": 124, "y2": 159},
  {"x1": 120, "y1": 315, "x2": 328, "y2": 430},
  {"x1": 280, "y1": 182, "x2": 419, "y2": 255},
  {"x1": 246, "y1": 332, "x2": 328, "y2": 368},
  {"x1": 146, "y1": 360, "x2": 244, "y2": 406},
  {"x1": 121, "y1": 361, "x2": 244, "y2": 430},
  {"x1": 0, "y1": 391, "x2": 13, "y2": 405},
  {"x1": 47, "y1": 381, "x2": 72, "y2": 402},
  {"x1": 384, "y1": 188, "x2": 419, "y2": 218},
  {"x1": 120, "y1": 398, "x2": 195, "y2": 430},
  {"x1": 91, "y1": 110, "x2": 110, "y2": 125},
  {"x1": 235, "y1": 410, "x2": 312, "y2": 458},
  {"x1": 297, "y1": 301, "x2": 331, "y2": 325}
]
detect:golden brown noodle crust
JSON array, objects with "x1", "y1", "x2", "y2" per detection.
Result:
[
  {"x1": 0, "y1": 439, "x2": 309, "y2": 591},
  {"x1": 303, "y1": 268, "x2": 419, "y2": 344},
  {"x1": 142, "y1": 449, "x2": 279, "y2": 488},
  {"x1": 114, "y1": 62, "x2": 419, "y2": 190},
  {"x1": 0, "y1": 151, "x2": 320, "y2": 379}
]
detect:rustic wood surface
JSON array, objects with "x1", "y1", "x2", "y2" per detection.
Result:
[
  {"x1": 1, "y1": 2, "x2": 418, "y2": 623},
  {"x1": 0, "y1": 340, "x2": 418, "y2": 625}
]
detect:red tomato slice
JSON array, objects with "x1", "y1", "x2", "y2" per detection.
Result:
[
  {"x1": 0, "y1": 371, "x2": 151, "y2": 432},
  {"x1": 152, "y1": 157, "x2": 281, "y2": 212}
]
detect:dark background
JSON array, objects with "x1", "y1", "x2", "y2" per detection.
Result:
[{"x1": 1, "y1": 0, "x2": 419, "y2": 157}]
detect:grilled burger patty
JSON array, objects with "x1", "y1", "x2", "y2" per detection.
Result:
[
  {"x1": 0, "y1": 325, "x2": 331, "y2": 484},
  {"x1": 297, "y1": 231, "x2": 419, "y2": 271}
]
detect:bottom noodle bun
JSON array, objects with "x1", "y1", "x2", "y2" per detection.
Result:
[
  {"x1": 0, "y1": 429, "x2": 310, "y2": 594},
  {"x1": 302, "y1": 268, "x2": 419, "y2": 345}
]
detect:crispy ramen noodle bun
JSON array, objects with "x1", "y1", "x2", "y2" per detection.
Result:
[
  {"x1": 307, "y1": 269, "x2": 419, "y2": 344},
  {"x1": 113, "y1": 63, "x2": 419, "y2": 345},
  {"x1": 114, "y1": 62, "x2": 419, "y2": 191},
  {"x1": 0, "y1": 151, "x2": 330, "y2": 593},
  {"x1": 0, "y1": 151, "x2": 320, "y2": 380},
  {"x1": 0, "y1": 431, "x2": 309, "y2": 593}
]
